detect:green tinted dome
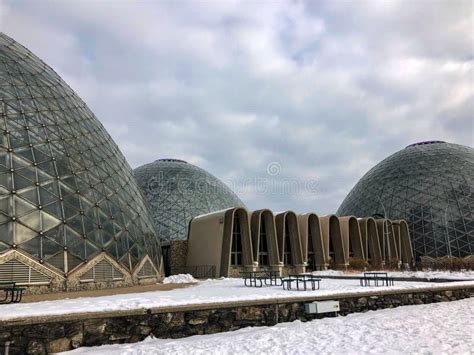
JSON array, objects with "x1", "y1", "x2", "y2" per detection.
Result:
[
  {"x1": 134, "y1": 159, "x2": 246, "y2": 242},
  {"x1": 0, "y1": 33, "x2": 161, "y2": 272},
  {"x1": 337, "y1": 141, "x2": 473, "y2": 258}
]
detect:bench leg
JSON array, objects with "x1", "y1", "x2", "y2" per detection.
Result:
[
  {"x1": 13, "y1": 290, "x2": 23, "y2": 303},
  {"x1": 1, "y1": 291, "x2": 8, "y2": 303}
]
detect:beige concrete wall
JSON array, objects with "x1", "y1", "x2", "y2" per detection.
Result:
[
  {"x1": 393, "y1": 220, "x2": 414, "y2": 265},
  {"x1": 298, "y1": 213, "x2": 326, "y2": 270},
  {"x1": 186, "y1": 209, "x2": 227, "y2": 276},
  {"x1": 358, "y1": 217, "x2": 383, "y2": 267},
  {"x1": 339, "y1": 216, "x2": 365, "y2": 260},
  {"x1": 250, "y1": 209, "x2": 280, "y2": 268},
  {"x1": 275, "y1": 211, "x2": 304, "y2": 269},
  {"x1": 320, "y1": 215, "x2": 347, "y2": 268},
  {"x1": 220, "y1": 208, "x2": 254, "y2": 277}
]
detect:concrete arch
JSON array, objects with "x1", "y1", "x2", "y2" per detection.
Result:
[
  {"x1": 320, "y1": 215, "x2": 347, "y2": 268},
  {"x1": 392, "y1": 220, "x2": 414, "y2": 265},
  {"x1": 338, "y1": 216, "x2": 365, "y2": 261},
  {"x1": 358, "y1": 217, "x2": 383, "y2": 267},
  {"x1": 376, "y1": 219, "x2": 399, "y2": 265},
  {"x1": 298, "y1": 213, "x2": 326, "y2": 270},
  {"x1": 250, "y1": 209, "x2": 280, "y2": 269},
  {"x1": 275, "y1": 211, "x2": 304, "y2": 272},
  {"x1": 186, "y1": 207, "x2": 253, "y2": 278}
]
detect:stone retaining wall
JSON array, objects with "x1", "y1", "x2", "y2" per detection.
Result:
[
  {"x1": 169, "y1": 241, "x2": 188, "y2": 275},
  {"x1": 0, "y1": 287, "x2": 471, "y2": 354}
]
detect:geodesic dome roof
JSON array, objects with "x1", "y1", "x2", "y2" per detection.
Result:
[
  {"x1": 337, "y1": 141, "x2": 473, "y2": 258},
  {"x1": 134, "y1": 159, "x2": 246, "y2": 242},
  {"x1": 0, "y1": 33, "x2": 161, "y2": 273}
]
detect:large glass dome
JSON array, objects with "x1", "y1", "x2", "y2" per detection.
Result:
[
  {"x1": 134, "y1": 159, "x2": 245, "y2": 242},
  {"x1": 0, "y1": 33, "x2": 161, "y2": 277},
  {"x1": 337, "y1": 141, "x2": 473, "y2": 258}
]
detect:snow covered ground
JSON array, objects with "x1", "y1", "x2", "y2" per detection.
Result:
[
  {"x1": 67, "y1": 297, "x2": 474, "y2": 355},
  {"x1": 314, "y1": 269, "x2": 474, "y2": 280},
  {"x1": 1, "y1": 277, "x2": 473, "y2": 322}
]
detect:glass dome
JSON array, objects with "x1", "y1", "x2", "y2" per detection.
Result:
[
  {"x1": 0, "y1": 33, "x2": 162, "y2": 275},
  {"x1": 337, "y1": 141, "x2": 473, "y2": 258},
  {"x1": 134, "y1": 159, "x2": 245, "y2": 242}
]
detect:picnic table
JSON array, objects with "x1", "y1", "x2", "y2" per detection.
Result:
[
  {"x1": 360, "y1": 272, "x2": 394, "y2": 287},
  {"x1": 281, "y1": 274, "x2": 321, "y2": 291},
  {"x1": 0, "y1": 281, "x2": 25, "y2": 304},
  {"x1": 240, "y1": 270, "x2": 282, "y2": 287}
]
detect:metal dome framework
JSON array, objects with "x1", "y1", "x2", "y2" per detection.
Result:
[
  {"x1": 134, "y1": 159, "x2": 245, "y2": 242},
  {"x1": 337, "y1": 142, "x2": 473, "y2": 258},
  {"x1": 0, "y1": 33, "x2": 162, "y2": 290}
]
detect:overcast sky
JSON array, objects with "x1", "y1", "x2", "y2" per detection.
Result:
[{"x1": 0, "y1": 0, "x2": 472, "y2": 214}]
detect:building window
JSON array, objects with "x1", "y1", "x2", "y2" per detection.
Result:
[
  {"x1": 231, "y1": 214, "x2": 243, "y2": 266},
  {"x1": 259, "y1": 217, "x2": 269, "y2": 266},
  {"x1": 283, "y1": 223, "x2": 292, "y2": 265}
]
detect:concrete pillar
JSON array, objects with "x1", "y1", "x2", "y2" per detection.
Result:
[
  {"x1": 293, "y1": 264, "x2": 306, "y2": 274},
  {"x1": 270, "y1": 263, "x2": 283, "y2": 277}
]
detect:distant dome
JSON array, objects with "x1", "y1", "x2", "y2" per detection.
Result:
[
  {"x1": 0, "y1": 33, "x2": 162, "y2": 280},
  {"x1": 337, "y1": 141, "x2": 473, "y2": 258},
  {"x1": 134, "y1": 159, "x2": 245, "y2": 242}
]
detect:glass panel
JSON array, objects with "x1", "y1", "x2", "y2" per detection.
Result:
[{"x1": 15, "y1": 223, "x2": 37, "y2": 244}]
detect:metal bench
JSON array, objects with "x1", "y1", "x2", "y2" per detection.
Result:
[
  {"x1": 360, "y1": 272, "x2": 395, "y2": 287},
  {"x1": 0, "y1": 281, "x2": 25, "y2": 304},
  {"x1": 240, "y1": 271, "x2": 282, "y2": 287},
  {"x1": 282, "y1": 274, "x2": 321, "y2": 291}
]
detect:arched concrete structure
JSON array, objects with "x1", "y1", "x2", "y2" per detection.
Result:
[
  {"x1": 187, "y1": 210, "x2": 413, "y2": 275},
  {"x1": 358, "y1": 217, "x2": 383, "y2": 267},
  {"x1": 250, "y1": 209, "x2": 280, "y2": 271},
  {"x1": 339, "y1": 216, "x2": 365, "y2": 261},
  {"x1": 275, "y1": 211, "x2": 305, "y2": 273},
  {"x1": 376, "y1": 219, "x2": 400, "y2": 265},
  {"x1": 298, "y1": 213, "x2": 326, "y2": 270},
  {"x1": 392, "y1": 220, "x2": 414, "y2": 265},
  {"x1": 187, "y1": 208, "x2": 254, "y2": 277},
  {"x1": 320, "y1": 215, "x2": 347, "y2": 268}
]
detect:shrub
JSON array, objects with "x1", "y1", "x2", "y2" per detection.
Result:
[{"x1": 348, "y1": 257, "x2": 368, "y2": 270}]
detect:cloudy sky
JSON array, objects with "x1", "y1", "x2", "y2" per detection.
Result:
[{"x1": 0, "y1": 0, "x2": 472, "y2": 214}]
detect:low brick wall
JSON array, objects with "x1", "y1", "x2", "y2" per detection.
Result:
[{"x1": 0, "y1": 286, "x2": 472, "y2": 354}]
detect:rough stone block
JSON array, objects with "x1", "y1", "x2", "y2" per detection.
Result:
[
  {"x1": 27, "y1": 339, "x2": 46, "y2": 355},
  {"x1": 84, "y1": 320, "x2": 107, "y2": 335},
  {"x1": 47, "y1": 337, "x2": 71, "y2": 353}
]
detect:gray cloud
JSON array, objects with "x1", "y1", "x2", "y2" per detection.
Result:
[{"x1": 0, "y1": 0, "x2": 472, "y2": 214}]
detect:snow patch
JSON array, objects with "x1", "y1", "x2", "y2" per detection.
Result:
[{"x1": 162, "y1": 274, "x2": 197, "y2": 284}]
